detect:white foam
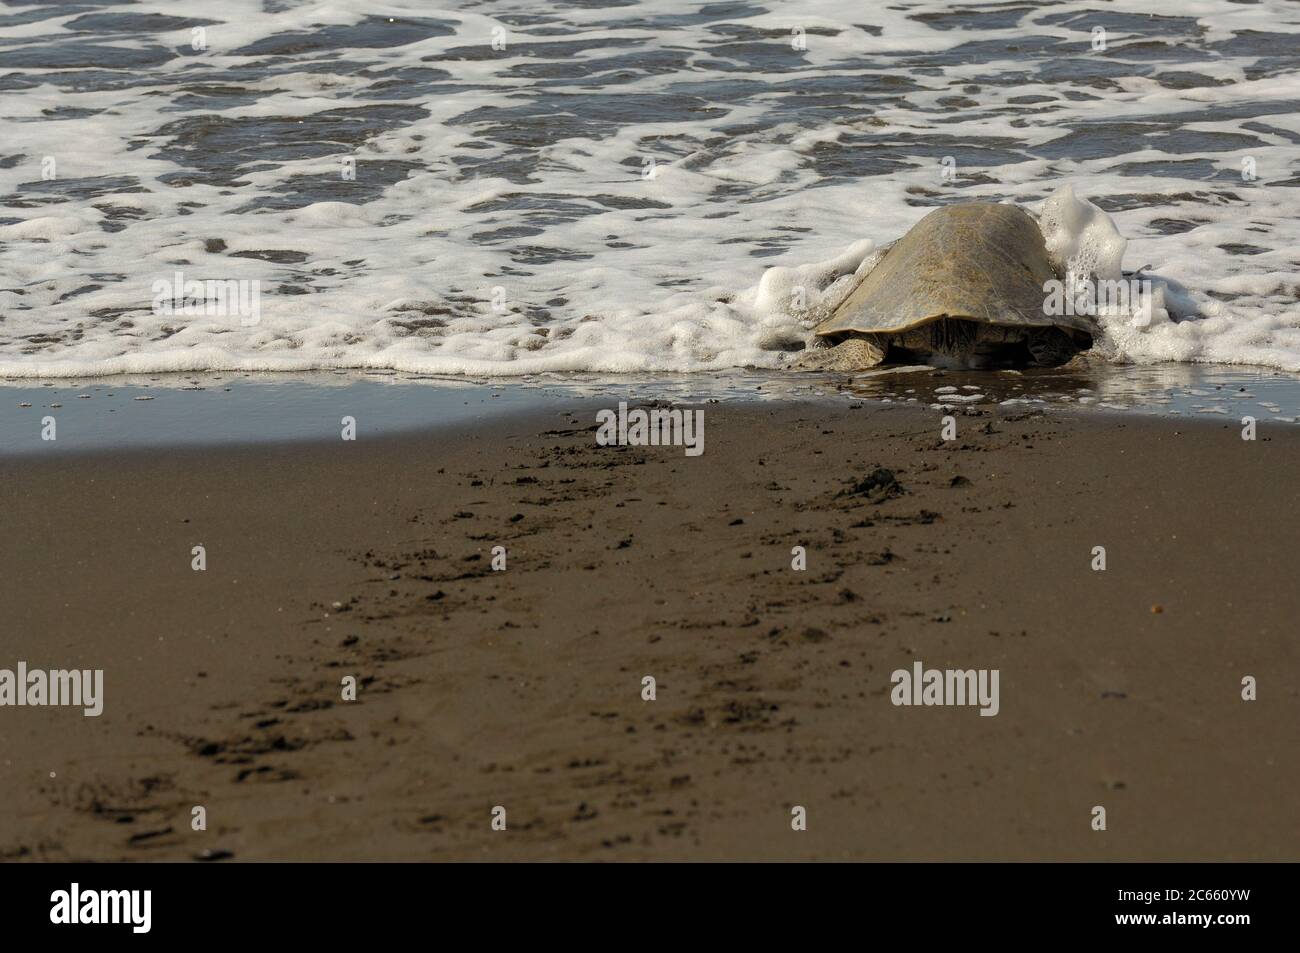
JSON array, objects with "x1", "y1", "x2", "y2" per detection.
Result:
[
  {"x1": 0, "y1": 0, "x2": 1298, "y2": 379},
  {"x1": 1037, "y1": 184, "x2": 1127, "y2": 283},
  {"x1": 0, "y1": 213, "x2": 98, "y2": 241}
]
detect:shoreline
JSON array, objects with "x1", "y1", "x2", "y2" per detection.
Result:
[
  {"x1": 3, "y1": 362, "x2": 1300, "y2": 458},
  {"x1": 3, "y1": 401, "x2": 1297, "y2": 861}
]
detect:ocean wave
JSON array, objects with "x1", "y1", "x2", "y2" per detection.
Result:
[{"x1": 1, "y1": 0, "x2": 1298, "y2": 377}]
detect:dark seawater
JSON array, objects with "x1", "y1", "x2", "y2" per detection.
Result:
[{"x1": 0, "y1": 0, "x2": 1298, "y2": 383}]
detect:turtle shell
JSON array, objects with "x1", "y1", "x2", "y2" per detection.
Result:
[{"x1": 815, "y1": 203, "x2": 1095, "y2": 338}]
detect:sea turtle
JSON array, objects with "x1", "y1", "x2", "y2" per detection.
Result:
[{"x1": 799, "y1": 202, "x2": 1095, "y2": 370}]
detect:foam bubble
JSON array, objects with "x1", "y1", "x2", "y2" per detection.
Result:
[{"x1": 1037, "y1": 184, "x2": 1127, "y2": 283}]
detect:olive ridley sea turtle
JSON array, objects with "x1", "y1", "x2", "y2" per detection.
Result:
[{"x1": 799, "y1": 202, "x2": 1097, "y2": 370}]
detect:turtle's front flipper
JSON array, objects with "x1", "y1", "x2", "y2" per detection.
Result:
[
  {"x1": 1026, "y1": 327, "x2": 1082, "y2": 367},
  {"x1": 794, "y1": 337, "x2": 887, "y2": 371}
]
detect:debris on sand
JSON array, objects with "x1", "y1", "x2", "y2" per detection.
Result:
[{"x1": 843, "y1": 467, "x2": 903, "y2": 502}]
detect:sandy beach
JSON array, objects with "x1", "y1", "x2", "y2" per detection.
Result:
[{"x1": 2, "y1": 398, "x2": 1295, "y2": 861}]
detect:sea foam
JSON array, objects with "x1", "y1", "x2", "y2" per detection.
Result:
[{"x1": 1, "y1": 0, "x2": 1298, "y2": 378}]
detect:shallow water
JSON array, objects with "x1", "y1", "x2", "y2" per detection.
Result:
[
  {"x1": 3, "y1": 361, "x2": 1297, "y2": 455},
  {"x1": 838, "y1": 361, "x2": 1300, "y2": 420},
  {"x1": 1, "y1": 0, "x2": 1299, "y2": 380}
]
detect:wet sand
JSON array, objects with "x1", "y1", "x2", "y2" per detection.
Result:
[{"x1": 2, "y1": 401, "x2": 1296, "y2": 861}]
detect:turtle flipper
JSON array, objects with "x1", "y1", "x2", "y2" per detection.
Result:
[
  {"x1": 1026, "y1": 327, "x2": 1080, "y2": 367},
  {"x1": 795, "y1": 337, "x2": 887, "y2": 371}
]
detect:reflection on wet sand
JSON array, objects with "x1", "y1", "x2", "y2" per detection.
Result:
[{"x1": 835, "y1": 360, "x2": 1300, "y2": 421}]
